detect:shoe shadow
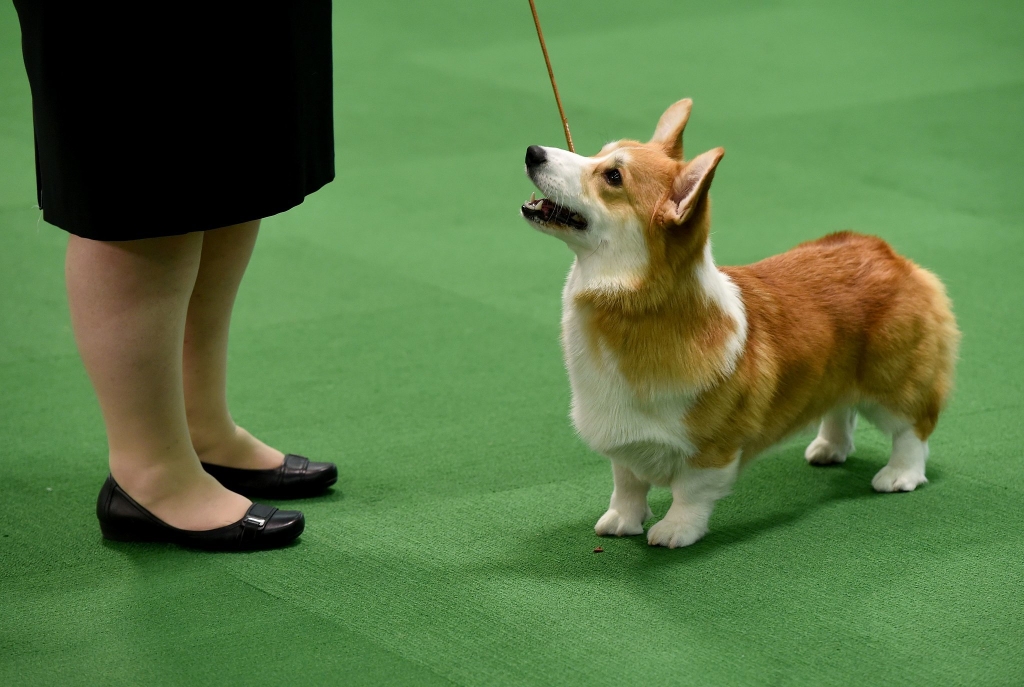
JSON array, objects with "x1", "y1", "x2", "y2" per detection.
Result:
[
  {"x1": 266, "y1": 485, "x2": 345, "y2": 504},
  {"x1": 99, "y1": 531, "x2": 306, "y2": 557}
]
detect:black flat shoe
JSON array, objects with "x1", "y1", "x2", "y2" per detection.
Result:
[
  {"x1": 201, "y1": 454, "x2": 337, "y2": 499},
  {"x1": 96, "y1": 475, "x2": 304, "y2": 551}
]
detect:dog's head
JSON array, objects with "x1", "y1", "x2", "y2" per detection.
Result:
[{"x1": 521, "y1": 99, "x2": 724, "y2": 293}]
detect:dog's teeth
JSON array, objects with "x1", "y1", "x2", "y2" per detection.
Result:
[{"x1": 530, "y1": 192, "x2": 536, "y2": 202}]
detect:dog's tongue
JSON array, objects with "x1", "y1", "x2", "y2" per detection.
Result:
[{"x1": 540, "y1": 199, "x2": 557, "y2": 220}]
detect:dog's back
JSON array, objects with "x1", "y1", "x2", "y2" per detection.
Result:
[{"x1": 709, "y1": 231, "x2": 959, "y2": 460}]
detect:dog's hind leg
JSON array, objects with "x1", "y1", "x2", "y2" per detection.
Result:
[
  {"x1": 805, "y1": 406, "x2": 857, "y2": 465},
  {"x1": 872, "y1": 429, "x2": 929, "y2": 492},
  {"x1": 860, "y1": 403, "x2": 929, "y2": 492},
  {"x1": 595, "y1": 462, "x2": 652, "y2": 537}
]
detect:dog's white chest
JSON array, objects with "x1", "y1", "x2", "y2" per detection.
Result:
[{"x1": 560, "y1": 284, "x2": 696, "y2": 484}]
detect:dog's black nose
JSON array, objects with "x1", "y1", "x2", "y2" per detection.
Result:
[{"x1": 525, "y1": 145, "x2": 547, "y2": 169}]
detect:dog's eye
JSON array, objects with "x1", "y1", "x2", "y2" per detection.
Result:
[{"x1": 603, "y1": 168, "x2": 623, "y2": 186}]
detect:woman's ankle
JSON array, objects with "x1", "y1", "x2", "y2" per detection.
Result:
[
  {"x1": 186, "y1": 415, "x2": 236, "y2": 456},
  {"x1": 109, "y1": 455, "x2": 205, "y2": 505},
  {"x1": 191, "y1": 425, "x2": 285, "y2": 470}
]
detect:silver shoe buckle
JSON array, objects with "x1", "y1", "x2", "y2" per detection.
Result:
[{"x1": 243, "y1": 515, "x2": 266, "y2": 528}]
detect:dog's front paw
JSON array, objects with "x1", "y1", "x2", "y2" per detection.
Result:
[
  {"x1": 871, "y1": 465, "x2": 927, "y2": 493},
  {"x1": 595, "y1": 507, "x2": 649, "y2": 537},
  {"x1": 804, "y1": 437, "x2": 852, "y2": 465},
  {"x1": 646, "y1": 516, "x2": 707, "y2": 548}
]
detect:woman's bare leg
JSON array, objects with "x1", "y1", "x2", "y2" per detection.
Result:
[
  {"x1": 183, "y1": 220, "x2": 285, "y2": 470},
  {"x1": 66, "y1": 233, "x2": 251, "y2": 530}
]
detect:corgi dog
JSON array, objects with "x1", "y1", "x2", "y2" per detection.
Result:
[{"x1": 520, "y1": 99, "x2": 959, "y2": 548}]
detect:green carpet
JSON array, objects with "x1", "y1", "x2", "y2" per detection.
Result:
[{"x1": 2, "y1": 1, "x2": 1023, "y2": 685}]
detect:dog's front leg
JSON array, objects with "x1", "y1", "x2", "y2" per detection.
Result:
[
  {"x1": 594, "y1": 461, "x2": 652, "y2": 536},
  {"x1": 647, "y1": 452, "x2": 740, "y2": 548}
]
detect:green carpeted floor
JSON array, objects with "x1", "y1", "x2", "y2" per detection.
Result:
[{"x1": 2, "y1": 1, "x2": 1023, "y2": 684}]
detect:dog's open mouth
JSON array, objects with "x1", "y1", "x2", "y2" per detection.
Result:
[{"x1": 521, "y1": 194, "x2": 588, "y2": 230}]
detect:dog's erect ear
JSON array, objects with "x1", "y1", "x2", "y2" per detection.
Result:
[
  {"x1": 662, "y1": 147, "x2": 725, "y2": 225},
  {"x1": 650, "y1": 99, "x2": 693, "y2": 160}
]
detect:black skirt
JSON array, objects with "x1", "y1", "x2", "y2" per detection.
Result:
[{"x1": 14, "y1": 2, "x2": 335, "y2": 241}]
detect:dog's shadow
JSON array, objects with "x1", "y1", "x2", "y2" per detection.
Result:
[{"x1": 469, "y1": 447, "x2": 941, "y2": 581}]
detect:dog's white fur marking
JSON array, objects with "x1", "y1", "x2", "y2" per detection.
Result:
[
  {"x1": 805, "y1": 405, "x2": 857, "y2": 465},
  {"x1": 857, "y1": 403, "x2": 929, "y2": 492},
  {"x1": 646, "y1": 456, "x2": 740, "y2": 548},
  {"x1": 696, "y1": 242, "x2": 747, "y2": 376},
  {"x1": 594, "y1": 456, "x2": 741, "y2": 549},
  {"x1": 530, "y1": 147, "x2": 650, "y2": 292},
  {"x1": 561, "y1": 247, "x2": 747, "y2": 481},
  {"x1": 594, "y1": 462, "x2": 653, "y2": 537},
  {"x1": 561, "y1": 294, "x2": 698, "y2": 476},
  {"x1": 805, "y1": 402, "x2": 929, "y2": 491},
  {"x1": 526, "y1": 147, "x2": 586, "y2": 219}
]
